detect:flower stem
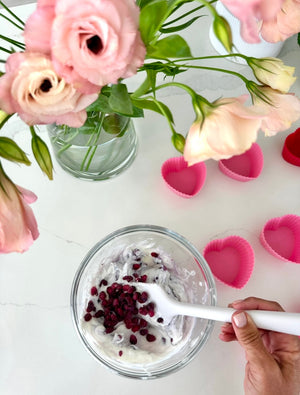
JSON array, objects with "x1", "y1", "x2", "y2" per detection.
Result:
[
  {"x1": 172, "y1": 53, "x2": 248, "y2": 63},
  {"x1": 0, "y1": 34, "x2": 25, "y2": 50},
  {"x1": 177, "y1": 63, "x2": 249, "y2": 83},
  {"x1": 0, "y1": 1, "x2": 25, "y2": 27},
  {"x1": 81, "y1": 112, "x2": 105, "y2": 172},
  {"x1": 0, "y1": 12, "x2": 24, "y2": 30},
  {"x1": 0, "y1": 46, "x2": 13, "y2": 54}
]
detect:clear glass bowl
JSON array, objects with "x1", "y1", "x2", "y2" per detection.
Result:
[{"x1": 70, "y1": 225, "x2": 217, "y2": 379}]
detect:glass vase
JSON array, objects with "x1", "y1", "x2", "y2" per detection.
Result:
[
  {"x1": 47, "y1": 112, "x2": 137, "y2": 181},
  {"x1": 209, "y1": 1, "x2": 285, "y2": 64}
]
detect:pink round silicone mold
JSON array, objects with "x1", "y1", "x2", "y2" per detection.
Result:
[
  {"x1": 203, "y1": 236, "x2": 254, "y2": 289},
  {"x1": 161, "y1": 156, "x2": 206, "y2": 198},
  {"x1": 218, "y1": 143, "x2": 263, "y2": 181},
  {"x1": 260, "y1": 214, "x2": 300, "y2": 263},
  {"x1": 282, "y1": 128, "x2": 300, "y2": 167}
]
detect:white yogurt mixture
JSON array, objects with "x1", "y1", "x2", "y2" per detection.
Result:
[{"x1": 80, "y1": 243, "x2": 198, "y2": 366}]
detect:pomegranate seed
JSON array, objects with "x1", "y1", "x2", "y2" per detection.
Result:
[
  {"x1": 122, "y1": 275, "x2": 133, "y2": 282},
  {"x1": 105, "y1": 327, "x2": 115, "y2": 334},
  {"x1": 130, "y1": 334, "x2": 137, "y2": 345},
  {"x1": 122, "y1": 284, "x2": 133, "y2": 293},
  {"x1": 99, "y1": 279, "x2": 108, "y2": 287},
  {"x1": 138, "y1": 292, "x2": 148, "y2": 303},
  {"x1": 139, "y1": 328, "x2": 148, "y2": 336},
  {"x1": 99, "y1": 291, "x2": 106, "y2": 300},
  {"x1": 157, "y1": 317, "x2": 164, "y2": 323},
  {"x1": 146, "y1": 334, "x2": 156, "y2": 342},
  {"x1": 125, "y1": 320, "x2": 132, "y2": 329},
  {"x1": 132, "y1": 325, "x2": 140, "y2": 332},
  {"x1": 139, "y1": 307, "x2": 147, "y2": 315},
  {"x1": 94, "y1": 310, "x2": 104, "y2": 318},
  {"x1": 84, "y1": 313, "x2": 92, "y2": 322},
  {"x1": 101, "y1": 300, "x2": 110, "y2": 307},
  {"x1": 133, "y1": 273, "x2": 139, "y2": 278},
  {"x1": 86, "y1": 301, "x2": 96, "y2": 312},
  {"x1": 151, "y1": 252, "x2": 159, "y2": 258},
  {"x1": 132, "y1": 307, "x2": 139, "y2": 315},
  {"x1": 138, "y1": 275, "x2": 147, "y2": 282},
  {"x1": 119, "y1": 350, "x2": 123, "y2": 356},
  {"x1": 107, "y1": 286, "x2": 114, "y2": 295},
  {"x1": 140, "y1": 318, "x2": 148, "y2": 328},
  {"x1": 133, "y1": 292, "x2": 140, "y2": 301},
  {"x1": 90, "y1": 286, "x2": 98, "y2": 296},
  {"x1": 132, "y1": 263, "x2": 141, "y2": 270}
]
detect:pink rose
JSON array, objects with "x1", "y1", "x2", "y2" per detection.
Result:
[
  {"x1": 220, "y1": 0, "x2": 285, "y2": 43},
  {"x1": 253, "y1": 87, "x2": 300, "y2": 136},
  {"x1": 183, "y1": 96, "x2": 263, "y2": 164},
  {"x1": 0, "y1": 166, "x2": 39, "y2": 253},
  {"x1": 24, "y1": 0, "x2": 146, "y2": 93},
  {"x1": 0, "y1": 52, "x2": 98, "y2": 127},
  {"x1": 261, "y1": 0, "x2": 300, "y2": 43}
]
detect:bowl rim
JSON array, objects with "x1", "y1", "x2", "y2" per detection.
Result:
[{"x1": 70, "y1": 224, "x2": 217, "y2": 379}]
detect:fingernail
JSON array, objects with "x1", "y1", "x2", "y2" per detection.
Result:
[{"x1": 233, "y1": 312, "x2": 247, "y2": 328}]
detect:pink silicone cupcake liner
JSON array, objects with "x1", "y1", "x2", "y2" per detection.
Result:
[
  {"x1": 161, "y1": 156, "x2": 206, "y2": 198},
  {"x1": 282, "y1": 128, "x2": 300, "y2": 167},
  {"x1": 218, "y1": 143, "x2": 264, "y2": 182},
  {"x1": 203, "y1": 236, "x2": 254, "y2": 289},
  {"x1": 260, "y1": 214, "x2": 300, "y2": 264}
]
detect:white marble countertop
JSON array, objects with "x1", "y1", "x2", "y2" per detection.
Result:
[{"x1": 1, "y1": 3, "x2": 300, "y2": 395}]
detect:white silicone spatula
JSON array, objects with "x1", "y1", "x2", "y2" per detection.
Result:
[{"x1": 137, "y1": 283, "x2": 300, "y2": 336}]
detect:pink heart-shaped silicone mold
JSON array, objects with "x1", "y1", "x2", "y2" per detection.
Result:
[
  {"x1": 203, "y1": 236, "x2": 254, "y2": 289},
  {"x1": 260, "y1": 214, "x2": 300, "y2": 263},
  {"x1": 218, "y1": 143, "x2": 263, "y2": 181},
  {"x1": 161, "y1": 156, "x2": 206, "y2": 198},
  {"x1": 282, "y1": 128, "x2": 300, "y2": 167}
]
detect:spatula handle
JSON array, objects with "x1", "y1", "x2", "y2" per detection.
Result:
[
  {"x1": 245, "y1": 309, "x2": 300, "y2": 336},
  {"x1": 176, "y1": 304, "x2": 300, "y2": 336}
]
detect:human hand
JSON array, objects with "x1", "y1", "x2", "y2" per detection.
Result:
[{"x1": 219, "y1": 297, "x2": 300, "y2": 395}]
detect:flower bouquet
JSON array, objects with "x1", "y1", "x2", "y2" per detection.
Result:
[{"x1": 1, "y1": 0, "x2": 300, "y2": 253}]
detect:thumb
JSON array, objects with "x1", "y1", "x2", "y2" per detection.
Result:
[{"x1": 232, "y1": 311, "x2": 273, "y2": 367}]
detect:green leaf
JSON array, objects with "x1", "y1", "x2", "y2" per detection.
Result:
[
  {"x1": 0, "y1": 137, "x2": 31, "y2": 165},
  {"x1": 132, "y1": 98, "x2": 174, "y2": 123},
  {"x1": 109, "y1": 84, "x2": 133, "y2": 115},
  {"x1": 86, "y1": 94, "x2": 113, "y2": 113},
  {"x1": 160, "y1": 16, "x2": 202, "y2": 33},
  {"x1": 140, "y1": 61, "x2": 186, "y2": 77},
  {"x1": 139, "y1": 0, "x2": 168, "y2": 45},
  {"x1": 137, "y1": 0, "x2": 157, "y2": 9},
  {"x1": 147, "y1": 35, "x2": 192, "y2": 58},
  {"x1": 31, "y1": 132, "x2": 53, "y2": 180},
  {"x1": 130, "y1": 105, "x2": 144, "y2": 118},
  {"x1": 102, "y1": 113, "x2": 131, "y2": 137}
]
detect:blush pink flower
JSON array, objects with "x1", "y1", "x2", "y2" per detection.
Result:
[
  {"x1": 0, "y1": 166, "x2": 39, "y2": 253},
  {"x1": 183, "y1": 96, "x2": 263, "y2": 164},
  {"x1": 0, "y1": 52, "x2": 98, "y2": 127},
  {"x1": 261, "y1": 0, "x2": 300, "y2": 43},
  {"x1": 24, "y1": 0, "x2": 146, "y2": 93},
  {"x1": 253, "y1": 87, "x2": 300, "y2": 136},
  {"x1": 220, "y1": 0, "x2": 284, "y2": 43}
]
